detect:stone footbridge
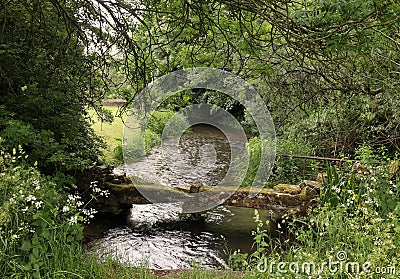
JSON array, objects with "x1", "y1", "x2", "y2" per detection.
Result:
[{"x1": 78, "y1": 165, "x2": 322, "y2": 233}]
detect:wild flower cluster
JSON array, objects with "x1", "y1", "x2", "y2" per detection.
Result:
[
  {"x1": 322, "y1": 159, "x2": 400, "y2": 231},
  {"x1": 0, "y1": 143, "x2": 109, "y2": 277},
  {"x1": 231, "y1": 146, "x2": 399, "y2": 278},
  {"x1": 90, "y1": 180, "x2": 110, "y2": 197}
]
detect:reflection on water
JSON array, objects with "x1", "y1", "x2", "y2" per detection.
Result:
[
  {"x1": 95, "y1": 227, "x2": 227, "y2": 269},
  {"x1": 92, "y1": 229, "x2": 225, "y2": 269},
  {"x1": 90, "y1": 204, "x2": 270, "y2": 270}
]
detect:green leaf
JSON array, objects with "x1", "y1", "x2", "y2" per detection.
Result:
[{"x1": 21, "y1": 240, "x2": 31, "y2": 251}]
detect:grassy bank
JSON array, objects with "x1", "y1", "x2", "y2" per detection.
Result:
[
  {"x1": 230, "y1": 150, "x2": 400, "y2": 278},
  {"x1": 88, "y1": 106, "x2": 125, "y2": 164}
]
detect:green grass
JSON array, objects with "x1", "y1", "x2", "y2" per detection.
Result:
[
  {"x1": 230, "y1": 156, "x2": 400, "y2": 278},
  {"x1": 88, "y1": 106, "x2": 126, "y2": 164},
  {"x1": 89, "y1": 107, "x2": 188, "y2": 164},
  {"x1": 89, "y1": 106, "x2": 124, "y2": 148}
]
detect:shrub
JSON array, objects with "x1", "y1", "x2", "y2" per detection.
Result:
[
  {"x1": 112, "y1": 138, "x2": 124, "y2": 164},
  {"x1": 271, "y1": 136, "x2": 315, "y2": 184},
  {"x1": 0, "y1": 119, "x2": 92, "y2": 173},
  {"x1": 123, "y1": 110, "x2": 189, "y2": 162},
  {"x1": 0, "y1": 0, "x2": 105, "y2": 174},
  {"x1": 147, "y1": 110, "x2": 189, "y2": 138},
  {"x1": 231, "y1": 147, "x2": 400, "y2": 278},
  {"x1": 145, "y1": 129, "x2": 161, "y2": 154},
  {"x1": 240, "y1": 137, "x2": 262, "y2": 187},
  {"x1": 321, "y1": 146, "x2": 400, "y2": 219},
  {"x1": 240, "y1": 136, "x2": 314, "y2": 187}
]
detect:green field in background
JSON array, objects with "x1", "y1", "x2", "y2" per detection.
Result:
[{"x1": 88, "y1": 106, "x2": 126, "y2": 162}]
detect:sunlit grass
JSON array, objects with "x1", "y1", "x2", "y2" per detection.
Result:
[
  {"x1": 89, "y1": 107, "x2": 185, "y2": 164},
  {"x1": 88, "y1": 106, "x2": 126, "y2": 163}
]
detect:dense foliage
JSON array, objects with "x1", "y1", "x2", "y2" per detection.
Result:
[
  {"x1": 2, "y1": 0, "x2": 399, "y2": 167},
  {"x1": 0, "y1": 144, "x2": 93, "y2": 277},
  {"x1": 0, "y1": 0, "x2": 115, "y2": 174}
]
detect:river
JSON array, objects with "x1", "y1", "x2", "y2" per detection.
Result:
[{"x1": 87, "y1": 124, "x2": 270, "y2": 270}]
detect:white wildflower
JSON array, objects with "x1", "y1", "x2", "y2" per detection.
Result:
[
  {"x1": 82, "y1": 208, "x2": 97, "y2": 219},
  {"x1": 32, "y1": 179, "x2": 40, "y2": 190},
  {"x1": 68, "y1": 216, "x2": 78, "y2": 225},
  {"x1": 11, "y1": 234, "x2": 19, "y2": 240},
  {"x1": 374, "y1": 238, "x2": 383, "y2": 246},
  {"x1": 332, "y1": 186, "x2": 341, "y2": 194},
  {"x1": 26, "y1": 195, "x2": 36, "y2": 202},
  {"x1": 67, "y1": 194, "x2": 81, "y2": 203},
  {"x1": 347, "y1": 190, "x2": 354, "y2": 195},
  {"x1": 99, "y1": 189, "x2": 110, "y2": 197},
  {"x1": 34, "y1": 201, "x2": 43, "y2": 209}
]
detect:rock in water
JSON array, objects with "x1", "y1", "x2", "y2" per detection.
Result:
[{"x1": 189, "y1": 178, "x2": 203, "y2": 193}]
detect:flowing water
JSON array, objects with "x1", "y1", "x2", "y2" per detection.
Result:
[
  {"x1": 89, "y1": 125, "x2": 269, "y2": 270},
  {"x1": 120, "y1": 125, "x2": 242, "y2": 187}
]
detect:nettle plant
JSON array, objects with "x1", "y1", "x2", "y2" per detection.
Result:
[{"x1": 0, "y1": 143, "x2": 108, "y2": 277}]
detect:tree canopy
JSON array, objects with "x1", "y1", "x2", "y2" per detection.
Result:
[
  {"x1": 1, "y1": 0, "x2": 399, "y2": 173},
  {"x1": 128, "y1": 0, "x2": 400, "y2": 155}
]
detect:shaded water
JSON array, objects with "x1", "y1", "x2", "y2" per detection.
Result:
[
  {"x1": 90, "y1": 204, "x2": 270, "y2": 270},
  {"x1": 91, "y1": 124, "x2": 267, "y2": 269}
]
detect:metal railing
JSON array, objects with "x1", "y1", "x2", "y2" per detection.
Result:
[{"x1": 275, "y1": 154, "x2": 358, "y2": 180}]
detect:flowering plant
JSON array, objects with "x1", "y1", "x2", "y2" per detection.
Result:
[{"x1": 0, "y1": 142, "x2": 108, "y2": 277}]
